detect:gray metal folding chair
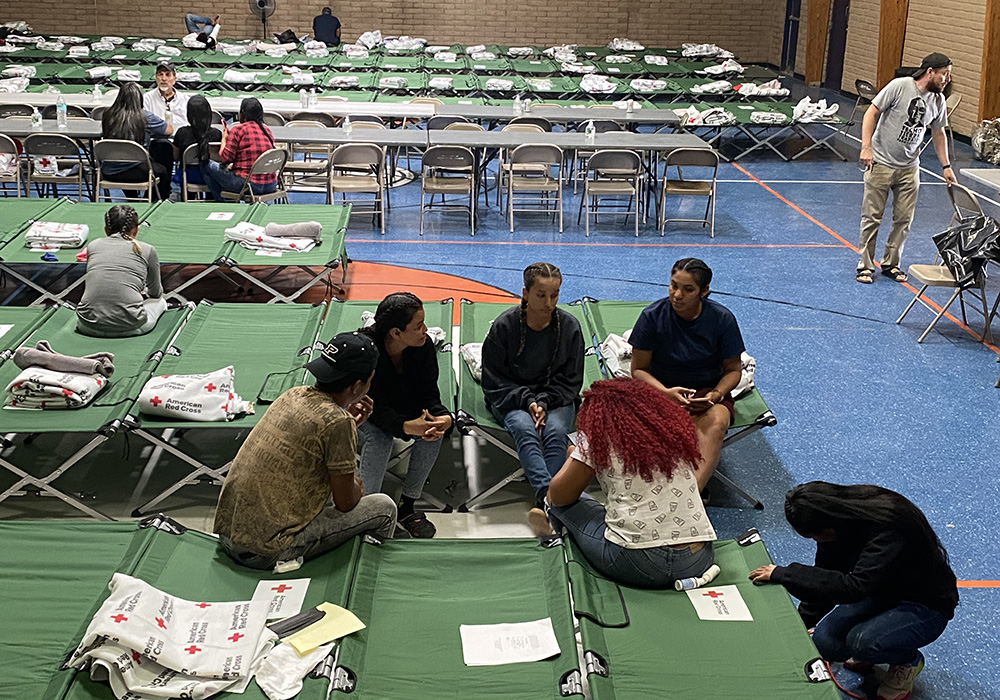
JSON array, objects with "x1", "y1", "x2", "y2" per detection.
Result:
[
  {"x1": 40, "y1": 104, "x2": 90, "y2": 119},
  {"x1": 947, "y1": 182, "x2": 983, "y2": 226},
  {"x1": 577, "y1": 149, "x2": 641, "y2": 237},
  {"x1": 0, "y1": 104, "x2": 34, "y2": 117},
  {"x1": 179, "y1": 142, "x2": 221, "y2": 201},
  {"x1": 290, "y1": 111, "x2": 337, "y2": 127},
  {"x1": 23, "y1": 133, "x2": 85, "y2": 200},
  {"x1": 420, "y1": 145, "x2": 476, "y2": 236},
  {"x1": 219, "y1": 148, "x2": 289, "y2": 204},
  {"x1": 659, "y1": 147, "x2": 720, "y2": 237},
  {"x1": 281, "y1": 120, "x2": 331, "y2": 199},
  {"x1": 0, "y1": 134, "x2": 22, "y2": 197},
  {"x1": 507, "y1": 143, "x2": 563, "y2": 233},
  {"x1": 329, "y1": 142, "x2": 386, "y2": 234},
  {"x1": 94, "y1": 139, "x2": 158, "y2": 202},
  {"x1": 262, "y1": 111, "x2": 286, "y2": 127}
]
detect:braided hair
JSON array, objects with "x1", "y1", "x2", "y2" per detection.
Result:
[
  {"x1": 361, "y1": 292, "x2": 423, "y2": 343},
  {"x1": 517, "y1": 262, "x2": 563, "y2": 387},
  {"x1": 671, "y1": 257, "x2": 713, "y2": 292},
  {"x1": 104, "y1": 204, "x2": 142, "y2": 254}
]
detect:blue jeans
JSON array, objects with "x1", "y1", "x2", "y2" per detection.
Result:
[
  {"x1": 549, "y1": 495, "x2": 714, "y2": 588},
  {"x1": 811, "y1": 597, "x2": 949, "y2": 666},
  {"x1": 200, "y1": 161, "x2": 277, "y2": 202},
  {"x1": 357, "y1": 421, "x2": 443, "y2": 500},
  {"x1": 491, "y1": 404, "x2": 575, "y2": 501},
  {"x1": 185, "y1": 14, "x2": 215, "y2": 34}
]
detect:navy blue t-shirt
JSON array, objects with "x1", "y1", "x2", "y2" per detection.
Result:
[
  {"x1": 629, "y1": 297, "x2": 745, "y2": 389},
  {"x1": 313, "y1": 14, "x2": 341, "y2": 45}
]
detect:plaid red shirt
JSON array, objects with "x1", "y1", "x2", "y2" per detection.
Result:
[{"x1": 219, "y1": 121, "x2": 276, "y2": 185}]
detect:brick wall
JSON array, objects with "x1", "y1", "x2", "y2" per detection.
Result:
[{"x1": 15, "y1": 0, "x2": 787, "y2": 63}]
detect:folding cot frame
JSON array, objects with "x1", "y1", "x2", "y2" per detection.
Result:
[
  {"x1": 0, "y1": 305, "x2": 191, "y2": 520},
  {"x1": 455, "y1": 298, "x2": 775, "y2": 511},
  {"x1": 2, "y1": 519, "x2": 838, "y2": 700}
]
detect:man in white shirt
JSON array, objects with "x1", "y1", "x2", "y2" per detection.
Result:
[{"x1": 143, "y1": 62, "x2": 190, "y2": 129}]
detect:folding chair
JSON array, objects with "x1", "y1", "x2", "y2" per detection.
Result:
[
  {"x1": 659, "y1": 147, "x2": 719, "y2": 237},
  {"x1": 947, "y1": 182, "x2": 983, "y2": 226},
  {"x1": 94, "y1": 139, "x2": 158, "y2": 202},
  {"x1": 0, "y1": 134, "x2": 22, "y2": 197},
  {"x1": 848, "y1": 79, "x2": 877, "y2": 129},
  {"x1": 577, "y1": 149, "x2": 641, "y2": 237},
  {"x1": 920, "y1": 92, "x2": 962, "y2": 156},
  {"x1": 219, "y1": 147, "x2": 289, "y2": 204},
  {"x1": 40, "y1": 103, "x2": 90, "y2": 119},
  {"x1": 329, "y1": 142, "x2": 386, "y2": 234},
  {"x1": 0, "y1": 104, "x2": 34, "y2": 117},
  {"x1": 179, "y1": 142, "x2": 221, "y2": 201},
  {"x1": 497, "y1": 123, "x2": 545, "y2": 207},
  {"x1": 509, "y1": 115, "x2": 553, "y2": 131},
  {"x1": 896, "y1": 262, "x2": 995, "y2": 344},
  {"x1": 290, "y1": 111, "x2": 338, "y2": 127},
  {"x1": 506, "y1": 143, "x2": 564, "y2": 233},
  {"x1": 419, "y1": 145, "x2": 476, "y2": 236},
  {"x1": 261, "y1": 111, "x2": 286, "y2": 126},
  {"x1": 23, "y1": 133, "x2": 85, "y2": 200},
  {"x1": 347, "y1": 114, "x2": 385, "y2": 126},
  {"x1": 570, "y1": 120, "x2": 624, "y2": 194},
  {"x1": 281, "y1": 120, "x2": 331, "y2": 199}
]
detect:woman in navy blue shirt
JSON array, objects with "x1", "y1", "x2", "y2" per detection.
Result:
[{"x1": 629, "y1": 258, "x2": 744, "y2": 483}]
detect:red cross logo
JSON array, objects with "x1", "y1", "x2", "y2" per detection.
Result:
[
  {"x1": 289, "y1": 243, "x2": 297, "y2": 248},
  {"x1": 222, "y1": 403, "x2": 229, "y2": 412},
  {"x1": 228, "y1": 632, "x2": 244, "y2": 643},
  {"x1": 256, "y1": 236, "x2": 263, "y2": 242},
  {"x1": 195, "y1": 602, "x2": 211, "y2": 609},
  {"x1": 131, "y1": 649, "x2": 142, "y2": 665},
  {"x1": 111, "y1": 614, "x2": 128, "y2": 623},
  {"x1": 95, "y1": 378, "x2": 102, "y2": 386},
  {"x1": 62, "y1": 389, "x2": 73, "y2": 396},
  {"x1": 39, "y1": 157, "x2": 52, "y2": 168},
  {"x1": 150, "y1": 396, "x2": 162, "y2": 407},
  {"x1": 228, "y1": 392, "x2": 234, "y2": 400},
  {"x1": 155, "y1": 617, "x2": 167, "y2": 629},
  {"x1": 204, "y1": 383, "x2": 216, "y2": 392},
  {"x1": 271, "y1": 584, "x2": 292, "y2": 593},
  {"x1": 162, "y1": 375, "x2": 170, "y2": 378},
  {"x1": 702, "y1": 591, "x2": 724, "y2": 599},
  {"x1": 184, "y1": 645, "x2": 201, "y2": 655}
]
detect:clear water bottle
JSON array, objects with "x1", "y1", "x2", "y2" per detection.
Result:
[
  {"x1": 585, "y1": 119, "x2": 596, "y2": 144},
  {"x1": 512, "y1": 95, "x2": 521, "y2": 115},
  {"x1": 30, "y1": 105, "x2": 42, "y2": 130},
  {"x1": 309, "y1": 88, "x2": 317, "y2": 108},
  {"x1": 523, "y1": 98, "x2": 531, "y2": 113},
  {"x1": 92, "y1": 84, "x2": 102, "y2": 103},
  {"x1": 343, "y1": 115, "x2": 352, "y2": 136},
  {"x1": 56, "y1": 94, "x2": 68, "y2": 129},
  {"x1": 299, "y1": 88, "x2": 308, "y2": 108}
]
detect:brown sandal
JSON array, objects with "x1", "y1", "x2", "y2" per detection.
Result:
[
  {"x1": 856, "y1": 269, "x2": 874, "y2": 284},
  {"x1": 881, "y1": 266, "x2": 907, "y2": 283}
]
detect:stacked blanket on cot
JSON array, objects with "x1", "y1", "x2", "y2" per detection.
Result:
[
  {"x1": 4, "y1": 340, "x2": 114, "y2": 409},
  {"x1": 224, "y1": 220, "x2": 322, "y2": 253}
]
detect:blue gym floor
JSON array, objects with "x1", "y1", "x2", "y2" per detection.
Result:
[{"x1": 3, "y1": 81, "x2": 998, "y2": 699}]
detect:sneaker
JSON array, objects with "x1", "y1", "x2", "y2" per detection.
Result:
[
  {"x1": 528, "y1": 507, "x2": 554, "y2": 537},
  {"x1": 398, "y1": 511, "x2": 436, "y2": 539},
  {"x1": 843, "y1": 657, "x2": 874, "y2": 674},
  {"x1": 877, "y1": 651, "x2": 924, "y2": 700}
]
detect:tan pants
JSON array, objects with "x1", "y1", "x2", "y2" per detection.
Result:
[{"x1": 857, "y1": 163, "x2": 920, "y2": 271}]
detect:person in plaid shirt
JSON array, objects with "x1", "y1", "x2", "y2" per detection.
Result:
[{"x1": 200, "y1": 97, "x2": 279, "y2": 201}]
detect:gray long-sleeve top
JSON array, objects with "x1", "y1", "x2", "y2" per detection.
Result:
[{"x1": 76, "y1": 235, "x2": 162, "y2": 336}]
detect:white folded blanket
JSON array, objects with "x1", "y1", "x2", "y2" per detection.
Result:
[
  {"x1": 0, "y1": 45, "x2": 24, "y2": 54},
  {"x1": 37, "y1": 41, "x2": 64, "y2": 52},
  {"x1": 605, "y1": 55, "x2": 632, "y2": 64},
  {"x1": 357, "y1": 30, "x2": 382, "y2": 49},
  {"x1": 700, "y1": 59, "x2": 744, "y2": 76},
  {"x1": 5, "y1": 367, "x2": 108, "y2": 409},
  {"x1": 751, "y1": 111, "x2": 787, "y2": 125},
  {"x1": 681, "y1": 43, "x2": 734, "y2": 59},
  {"x1": 224, "y1": 222, "x2": 316, "y2": 252},
  {"x1": 580, "y1": 74, "x2": 616, "y2": 93},
  {"x1": 101, "y1": 35, "x2": 125, "y2": 45},
  {"x1": 433, "y1": 51, "x2": 457, "y2": 62},
  {"x1": 508, "y1": 46, "x2": 534, "y2": 57},
  {"x1": 116, "y1": 69, "x2": 141, "y2": 81},
  {"x1": 465, "y1": 44, "x2": 486, "y2": 54},
  {"x1": 735, "y1": 79, "x2": 789, "y2": 97},
  {"x1": 378, "y1": 76, "x2": 407, "y2": 89},
  {"x1": 528, "y1": 78, "x2": 552, "y2": 91},
  {"x1": 384, "y1": 35, "x2": 425, "y2": 50},
  {"x1": 1, "y1": 65, "x2": 35, "y2": 77},
  {"x1": 561, "y1": 62, "x2": 595, "y2": 74},
  {"x1": 68, "y1": 46, "x2": 90, "y2": 57},
  {"x1": 608, "y1": 38, "x2": 644, "y2": 51},
  {"x1": 460, "y1": 343, "x2": 483, "y2": 382},
  {"x1": 429, "y1": 76, "x2": 453, "y2": 90},
  {"x1": 305, "y1": 46, "x2": 330, "y2": 58},
  {"x1": 223, "y1": 69, "x2": 265, "y2": 84},
  {"x1": 344, "y1": 44, "x2": 369, "y2": 58},
  {"x1": 55, "y1": 35, "x2": 85, "y2": 44},
  {"x1": 470, "y1": 51, "x2": 496, "y2": 61},
  {"x1": 690, "y1": 80, "x2": 732, "y2": 95},
  {"x1": 87, "y1": 66, "x2": 113, "y2": 79},
  {"x1": 630, "y1": 78, "x2": 666, "y2": 92},
  {"x1": 680, "y1": 105, "x2": 736, "y2": 126},
  {"x1": 792, "y1": 96, "x2": 840, "y2": 122},
  {"x1": 328, "y1": 75, "x2": 359, "y2": 88},
  {"x1": 156, "y1": 45, "x2": 181, "y2": 56},
  {"x1": 0, "y1": 77, "x2": 29, "y2": 93},
  {"x1": 644, "y1": 54, "x2": 670, "y2": 66},
  {"x1": 485, "y1": 78, "x2": 513, "y2": 91},
  {"x1": 24, "y1": 221, "x2": 89, "y2": 249},
  {"x1": 90, "y1": 40, "x2": 114, "y2": 51}
]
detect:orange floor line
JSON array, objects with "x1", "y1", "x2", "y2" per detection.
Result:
[
  {"x1": 732, "y1": 162, "x2": 1000, "y2": 356},
  {"x1": 957, "y1": 581, "x2": 1000, "y2": 588}
]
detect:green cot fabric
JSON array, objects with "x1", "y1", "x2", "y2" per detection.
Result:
[
  {"x1": 232, "y1": 203, "x2": 351, "y2": 268},
  {"x1": 137, "y1": 301, "x2": 325, "y2": 430},
  {"x1": 645, "y1": 62, "x2": 697, "y2": 76},
  {"x1": 423, "y1": 57, "x2": 472, "y2": 73},
  {"x1": 0, "y1": 305, "x2": 188, "y2": 433},
  {"x1": 508, "y1": 58, "x2": 559, "y2": 75},
  {"x1": 0, "y1": 200, "x2": 158, "y2": 264},
  {"x1": 0, "y1": 306, "x2": 56, "y2": 356},
  {"x1": 425, "y1": 73, "x2": 480, "y2": 92},
  {"x1": 526, "y1": 76, "x2": 581, "y2": 95},
  {"x1": 570, "y1": 537, "x2": 841, "y2": 700},
  {"x1": 0, "y1": 521, "x2": 152, "y2": 700},
  {"x1": 378, "y1": 56, "x2": 424, "y2": 71},
  {"x1": 0, "y1": 198, "x2": 63, "y2": 243},
  {"x1": 139, "y1": 201, "x2": 254, "y2": 264},
  {"x1": 468, "y1": 57, "x2": 512, "y2": 73},
  {"x1": 335, "y1": 538, "x2": 579, "y2": 700},
  {"x1": 329, "y1": 56, "x2": 381, "y2": 71},
  {"x1": 457, "y1": 300, "x2": 598, "y2": 430}
]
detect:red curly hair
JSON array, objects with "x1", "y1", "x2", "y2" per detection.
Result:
[{"x1": 576, "y1": 379, "x2": 702, "y2": 481}]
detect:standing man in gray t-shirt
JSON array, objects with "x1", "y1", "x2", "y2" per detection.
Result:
[{"x1": 856, "y1": 52, "x2": 955, "y2": 284}]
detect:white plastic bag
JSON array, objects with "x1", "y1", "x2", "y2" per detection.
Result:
[{"x1": 139, "y1": 366, "x2": 251, "y2": 421}]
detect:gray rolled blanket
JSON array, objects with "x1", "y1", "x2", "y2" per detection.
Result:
[{"x1": 13, "y1": 340, "x2": 115, "y2": 377}]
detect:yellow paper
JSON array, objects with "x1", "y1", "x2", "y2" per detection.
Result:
[{"x1": 286, "y1": 602, "x2": 366, "y2": 655}]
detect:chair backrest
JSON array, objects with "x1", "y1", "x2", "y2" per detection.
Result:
[
  {"x1": 94, "y1": 139, "x2": 152, "y2": 167},
  {"x1": 428, "y1": 115, "x2": 469, "y2": 130},
  {"x1": 510, "y1": 116, "x2": 552, "y2": 131},
  {"x1": 211, "y1": 110, "x2": 225, "y2": 125},
  {"x1": 409, "y1": 97, "x2": 443, "y2": 105},
  {"x1": 502, "y1": 123, "x2": 544, "y2": 133},
  {"x1": 290, "y1": 111, "x2": 337, "y2": 127},
  {"x1": 247, "y1": 147, "x2": 287, "y2": 178},
  {"x1": 444, "y1": 122, "x2": 485, "y2": 131},
  {"x1": 285, "y1": 119, "x2": 328, "y2": 129},
  {"x1": 262, "y1": 111, "x2": 286, "y2": 126},
  {"x1": 422, "y1": 145, "x2": 475, "y2": 171},
  {"x1": 0, "y1": 104, "x2": 34, "y2": 117},
  {"x1": 510, "y1": 143, "x2": 562, "y2": 167},
  {"x1": 665, "y1": 147, "x2": 720, "y2": 170},
  {"x1": 181, "y1": 141, "x2": 221, "y2": 166},
  {"x1": 855, "y1": 79, "x2": 877, "y2": 102},
  {"x1": 331, "y1": 142, "x2": 383, "y2": 169},
  {"x1": 90, "y1": 106, "x2": 107, "y2": 121},
  {"x1": 584, "y1": 119, "x2": 624, "y2": 134},
  {"x1": 24, "y1": 133, "x2": 80, "y2": 157},
  {"x1": 348, "y1": 114, "x2": 384, "y2": 125},
  {"x1": 41, "y1": 103, "x2": 90, "y2": 119},
  {"x1": 352, "y1": 121, "x2": 386, "y2": 130},
  {"x1": 588, "y1": 149, "x2": 640, "y2": 174},
  {"x1": 948, "y1": 183, "x2": 983, "y2": 222},
  {"x1": 0, "y1": 133, "x2": 18, "y2": 155},
  {"x1": 945, "y1": 92, "x2": 962, "y2": 116}
]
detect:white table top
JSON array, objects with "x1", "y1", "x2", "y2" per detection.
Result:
[{"x1": 960, "y1": 168, "x2": 1000, "y2": 190}]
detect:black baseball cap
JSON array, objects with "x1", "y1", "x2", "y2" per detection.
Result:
[
  {"x1": 155, "y1": 61, "x2": 177, "y2": 74},
  {"x1": 914, "y1": 52, "x2": 951, "y2": 77},
  {"x1": 305, "y1": 331, "x2": 378, "y2": 383}
]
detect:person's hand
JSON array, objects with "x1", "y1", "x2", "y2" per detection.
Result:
[
  {"x1": 421, "y1": 411, "x2": 452, "y2": 441},
  {"x1": 688, "y1": 389, "x2": 721, "y2": 414},
  {"x1": 749, "y1": 564, "x2": 776, "y2": 584},
  {"x1": 528, "y1": 402, "x2": 546, "y2": 435},
  {"x1": 349, "y1": 395, "x2": 373, "y2": 426},
  {"x1": 943, "y1": 166, "x2": 958, "y2": 185},
  {"x1": 664, "y1": 386, "x2": 694, "y2": 407},
  {"x1": 354, "y1": 474, "x2": 364, "y2": 496},
  {"x1": 859, "y1": 146, "x2": 873, "y2": 169}
]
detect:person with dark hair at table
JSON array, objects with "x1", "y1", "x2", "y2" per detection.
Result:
[
  {"x1": 750, "y1": 482, "x2": 958, "y2": 700},
  {"x1": 101, "y1": 81, "x2": 173, "y2": 201},
  {"x1": 199, "y1": 97, "x2": 277, "y2": 202},
  {"x1": 312, "y1": 7, "x2": 341, "y2": 46},
  {"x1": 214, "y1": 332, "x2": 397, "y2": 570},
  {"x1": 170, "y1": 94, "x2": 222, "y2": 201}
]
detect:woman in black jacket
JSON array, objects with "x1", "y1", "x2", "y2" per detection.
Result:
[
  {"x1": 357, "y1": 293, "x2": 452, "y2": 538},
  {"x1": 750, "y1": 482, "x2": 958, "y2": 700}
]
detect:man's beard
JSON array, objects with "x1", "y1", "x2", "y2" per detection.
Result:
[{"x1": 926, "y1": 81, "x2": 945, "y2": 94}]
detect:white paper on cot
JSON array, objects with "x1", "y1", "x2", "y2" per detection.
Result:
[
  {"x1": 255, "y1": 249, "x2": 283, "y2": 257},
  {"x1": 459, "y1": 618, "x2": 560, "y2": 666},
  {"x1": 685, "y1": 585, "x2": 754, "y2": 621},
  {"x1": 0, "y1": 324, "x2": 13, "y2": 341},
  {"x1": 252, "y1": 579, "x2": 310, "y2": 620},
  {"x1": 206, "y1": 212, "x2": 236, "y2": 221}
]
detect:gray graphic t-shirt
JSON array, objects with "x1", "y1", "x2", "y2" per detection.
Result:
[{"x1": 871, "y1": 77, "x2": 947, "y2": 169}]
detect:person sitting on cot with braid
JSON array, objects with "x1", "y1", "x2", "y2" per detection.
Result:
[
  {"x1": 630, "y1": 258, "x2": 745, "y2": 485},
  {"x1": 546, "y1": 378, "x2": 718, "y2": 588},
  {"x1": 76, "y1": 205, "x2": 168, "y2": 338},
  {"x1": 482, "y1": 262, "x2": 585, "y2": 536}
]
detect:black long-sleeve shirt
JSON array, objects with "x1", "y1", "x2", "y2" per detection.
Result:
[
  {"x1": 481, "y1": 306, "x2": 584, "y2": 415},
  {"x1": 367, "y1": 335, "x2": 451, "y2": 440},
  {"x1": 770, "y1": 523, "x2": 959, "y2": 627}
]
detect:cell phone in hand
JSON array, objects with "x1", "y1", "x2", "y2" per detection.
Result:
[{"x1": 687, "y1": 397, "x2": 714, "y2": 405}]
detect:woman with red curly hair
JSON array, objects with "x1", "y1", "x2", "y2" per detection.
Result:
[{"x1": 546, "y1": 378, "x2": 717, "y2": 588}]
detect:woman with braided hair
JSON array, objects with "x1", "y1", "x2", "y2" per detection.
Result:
[
  {"x1": 357, "y1": 292, "x2": 453, "y2": 538},
  {"x1": 546, "y1": 378, "x2": 717, "y2": 588},
  {"x1": 76, "y1": 205, "x2": 167, "y2": 338},
  {"x1": 199, "y1": 97, "x2": 278, "y2": 202},
  {"x1": 482, "y1": 262, "x2": 584, "y2": 534}
]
